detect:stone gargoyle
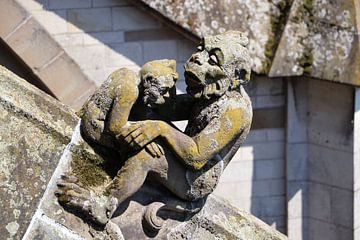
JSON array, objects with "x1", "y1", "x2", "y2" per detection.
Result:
[{"x1": 55, "y1": 30, "x2": 253, "y2": 236}]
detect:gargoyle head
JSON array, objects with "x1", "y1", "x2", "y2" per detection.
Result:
[
  {"x1": 140, "y1": 59, "x2": 179, "y2": 108},
  {"x1": 184, "y1": 30, "x2": 251, "y2": 99}
]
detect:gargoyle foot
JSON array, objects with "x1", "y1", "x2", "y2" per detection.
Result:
[{"x1": 55, "y1": 174, "x2": 118, "y2": 226}]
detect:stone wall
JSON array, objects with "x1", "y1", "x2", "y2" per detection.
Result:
[
  {"x1": 17, "y1": 0, "x2": 190, "y2": 92},
  {"x1": 286, "y1": 78, "x2": 354, "y2": 240},
  {"x1": 0, "y1": 66, "x2": 78, "y2": 239},
  {"x1": 354, "y1": 88, "x2": 360, "y2": 240}
]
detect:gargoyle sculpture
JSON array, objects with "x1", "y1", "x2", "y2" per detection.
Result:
[{"x1": 55, "y1": 30, "x2": 253, "y2": 233}]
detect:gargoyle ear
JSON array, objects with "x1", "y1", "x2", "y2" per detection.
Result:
[
  {"x1": 172, "y1": 72, "x2": 179, "y2": 81},
  {"x1": 234, "y1": 68, "x2": 250, "y2": 85}
]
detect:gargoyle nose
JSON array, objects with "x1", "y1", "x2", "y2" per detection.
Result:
[{"x1": 190, "y1": 53, "x2": 203, "y2": 65}]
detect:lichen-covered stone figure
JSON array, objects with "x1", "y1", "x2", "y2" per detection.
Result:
[
  {"x1": 56, "y1": 31, "x2": 253, "y2": 231},
  {"x1": 55, "y1": 59, "x2": 179, "y2": 224}
]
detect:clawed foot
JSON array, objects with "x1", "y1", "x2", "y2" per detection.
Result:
[{"x1": 55, "y1": 174, "x2": 118, "y2": 226}]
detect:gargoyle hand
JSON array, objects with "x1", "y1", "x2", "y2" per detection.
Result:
[{"x1": 119, "y1": 121, "x2": 165, "y2": 157}]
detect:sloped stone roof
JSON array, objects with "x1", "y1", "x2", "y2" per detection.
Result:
[{"x1": 136, "y1": 0, "x2": 360, "y2": 86}]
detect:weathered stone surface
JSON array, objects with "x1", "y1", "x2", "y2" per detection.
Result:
[
  {"x1": 23, "y1": 126, "x2": 287, "y2": 239},
  {"x1": 269, "y1": 0, "x2": 360, "y2": 85},
  {"x1": 0, "y1": 0, "x2": 97, "y2": 109},
  {"x1": 0, "y1": 65, "x2": 78, "y2": 239},
  {"x1": 135, "y1": 0, "x2": 287, "y2": 74},
  {"x1": 136, "y1": 0, "x2": 360, "y2": 85}
]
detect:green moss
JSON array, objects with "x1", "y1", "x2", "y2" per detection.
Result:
[
  {"x1": 294, "y1": 0, "x2": 314, "y2": 75},
  {"x1": 261, "y1": 0, "x2": 292, "y2": 73},
  {"x1": 297, "y1": 46, "x2": 313, "y2": 74},
  {"x1": 70, "y1": 142, "x2": 109, "y2": 187}
]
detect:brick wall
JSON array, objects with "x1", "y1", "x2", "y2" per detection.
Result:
[
  {"x1": 17, "y1": 0, "x2": 287, "y2": 233},
  {"x1": 287, "y1": 78, "x2": 354, "y2": 240},
  {"x1": 17, "y1": 0, "x2": 189, "y2": 91}
]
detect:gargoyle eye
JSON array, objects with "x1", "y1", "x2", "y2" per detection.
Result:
[
  {"x1": 209, "y1": 54, "x2": 218, "y2": 65},
  {"x1": 146, "y1": 75, "x2": 153, "y2": 82},
  {"x1": 197, "y1": 45, "x2": 203, "y2": 51}
]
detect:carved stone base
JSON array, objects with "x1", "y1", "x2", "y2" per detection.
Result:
[{"x1": 22, "y1": 123, "x2": 287, "y2": 239}]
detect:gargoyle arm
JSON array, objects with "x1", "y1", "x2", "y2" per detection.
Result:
[
  {"x1": 108, "y1": 81, "x2": 139, "y2": 136},
  {"x1": 159, "y1": 106, "x2": 246, "y2": 170},
  {"x1": 123, "y1": 105, "x2": 247, "y2": 171}
]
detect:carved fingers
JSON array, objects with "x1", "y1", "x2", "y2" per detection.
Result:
[
  {"x1": 146, "y1": 142, "x2": 164, "y2": 158},
  {"x1": 118, "y1": 121, "x2": 163, "y2": 152},
  {"x1": 55, "y1": 174, "x2": 90, "y2": 204}
]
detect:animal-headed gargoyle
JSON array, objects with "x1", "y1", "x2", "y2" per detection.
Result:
[{"x1": 55, "y1": 30, "x2": 253, "y2": 233}]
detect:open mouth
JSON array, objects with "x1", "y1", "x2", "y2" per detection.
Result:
[{"x1": 184, "y1": 71, "x2": 202, "y2": 87}]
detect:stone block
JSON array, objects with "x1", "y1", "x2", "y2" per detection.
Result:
[
  {"x1": 286, "y1": 79, "x2": 308, "y2": 143},
  {"x1": 84, "y1": 68, "x2": 107, "y2": 86},
  {"x1": 37, "y1": 53, "x2": 96, "y2": 108},
  {"x1": 241, "y1": 141, "x2": 284, "y2": 160},
  {"x1": 244, "y1": 129, "x2": 267, "y2": 143},
  {"x1": 48, "y1": 0, "x2": 91, "y2": 9},
  {"x1": 261, "y1": 216, "x2": 286, "y2": 229},
  {"x1": 228, "y1": 196, "x2": 262, "y2": 216},
  {"x1": 176, "y1": 62, "x2": 185, "y2": 82},
  {"x1": 308, "y1": 79, "x2": 353, "y2": 152},
  {"x1": 83, "y1": 31, "x2": 125, "y2": 45},
  {"x1": 214, "y1": 182, "x2": 247, "y2": 200},
  {"x1": 288, "y1": 218, "x2": 309, "y2": 240},
  {"x1": 65, "y1": 45, "x2": 105, "y2": 71},
  {"x1": 23, "y1": 215, "x2": 84, "y2": 240},
  {"x1": 54, "y1": 33, "x2": 84, "y2": 47},
  {"x1": 175, "y1": 79, "x2": 187, "y2": 94},
  {"x1": 330, "y1": 187, "x2": 353, "y2": 228},
  {"x1": 219, "y1": 160, "x2": 254, "y2": 182},
  {"x1": 355, "y1": 228, "x2": 360, "y2": 240},
  {"x1": 16, "y1": 0, "x2": 48, "y2": 11},
  {"x1": 32, "y1": 10, "x2": 67, "y2": 35},
  {"x1": 287, "y1": 181, "x2": 309, "y2": 219},
  {"x1": 308, "y1": 182, "x2": 332, "y2": 222},
  {"x1": 308, "y1": 219, "x2": 353, "y2": 240},
  {"x1": 5, "y1": 17, "x2": 63, "y2": 70},
  {"x1": 256, "y1": 95, "x2": 284, "y2": 109},
  {"x1": 0, "y1": 0, "x2": 29, "y2": 38},
  {"x1": 355, "y1": 190, "x2": 360, "y2": 229},
  {"x1": 112, "y1": 7, "x2": 160, "y2": 31},
  {"x1": 287, "y1": 143, "x2": 308, "y2": 180},
  {"x1": 0, "y1": 66, "x2": 78, "y2": 239},
  {"x1": 259, "y1": 196, "x2": 286, "y2": 216},
  {"x1": 172, "y1": 120, "x2": 187, "y2": 132},
  {"x1": 68, "y1": 8, "x2": 112, "y2": 33},
  {"x1": 177, "y1": 39, "x2": 196, "y2": 62},
  {"x1": 309, "y1": 144, "x2": 353, "y2": 190},
  {"x1": 254, "y1": 77, "x2": 283, "y2": 96},
  {"x1": 125, "y1": 29, "x2": 182, "y2": 42},
  {"x1": 105, "y1": 43, "x2": 143, "y2": 67},
  {"x1": 143, "y1": 40, "x2": 178, "y2": 62},
  {"x1": 93, "y1": 0, "x2": 130, "y2": 7},
  {"x1": 266, "y1": 128, "x2": 284, "y2": 141},
  {"x1": 254, "y1": 159, "x2": 284, "y2": 180},
  {"x1": 252, "y1": 179, "x2": 285, "y2": 197}
]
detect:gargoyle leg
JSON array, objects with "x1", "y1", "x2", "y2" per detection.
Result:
[{"x1": 106, "y1": 149, "x2": 152, "y2": 204}]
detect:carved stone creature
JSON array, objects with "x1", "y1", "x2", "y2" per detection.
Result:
[
  {"x1": 56, "y1": 31, "x2": 253, "y2": 233},
  {"x1": 56, "y1": 59, "x2": 179, "y2": 224}
]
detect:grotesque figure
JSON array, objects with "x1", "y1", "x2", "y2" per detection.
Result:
[
  {"x1": 115, "y1": 30, "x2": 252, "y2": 202},
  {"x1": 79, "y1": 59, "x2": 178, "y2": 158},
  {"x1": 56, "y1": 59, "x2": 179, "y2": 224},
  {"x1": 56, "y1": 31, "x2": 253, "y2": 230}
]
